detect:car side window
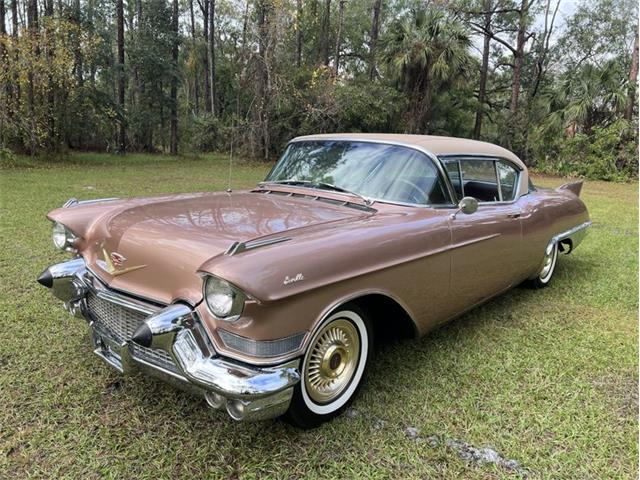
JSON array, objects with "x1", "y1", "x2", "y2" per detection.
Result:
[
  {"x1": 459, "y1": 159, "x2": 500, "y2": 202},
  {"x1": 445, "y1": 162, "x2": 463, "y2": 201},
  {"x1": 497, "y1": 161, "x2": 518, "y2": 201}
]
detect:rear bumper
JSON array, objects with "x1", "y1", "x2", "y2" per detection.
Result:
[{"x1": 37, "y1": 257, "x2": 301, "y2": 421}]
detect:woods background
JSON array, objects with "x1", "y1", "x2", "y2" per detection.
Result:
[{"x1": 0, "y1": 0, "x2": 637, "y2": 180}]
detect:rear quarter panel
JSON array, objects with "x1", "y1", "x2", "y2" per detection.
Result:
[{"x1": 518, "y1": 187, "x2": 590, "y2": 279}]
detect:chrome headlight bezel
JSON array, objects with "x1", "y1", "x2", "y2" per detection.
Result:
[
  {"x1": 52, "y1": 221, "x2": 79, "y2": 252},
  {"x1": 202, "y1": 275, "x2": 246, "y2": 322}
]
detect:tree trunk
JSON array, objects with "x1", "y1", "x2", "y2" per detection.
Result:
[
  {"x1": 202, "y1": 0, "x2": 211, "y2": 113},
  {"x1": 170, "y1": 0, "x2": 179, "y2": 155},
  {"x1": 0, "y1": 0, "x2": 6, "y2": 119},
  {"x1": 208, "y1": 0, "x2": 216, "y2": 114},
  {"x1": 116, "y1": 0, "x2": 126, "y2": 153},
  {"x1": 529, "y1": 0, "x2": 560, "y2": 101},
  {"x1": 74, "y1": 0, "x2": 83, "y2": 86},
  {"x1": 368, "y1": 0, "x2": 381, "y2": 80},
  {"x1": 320, "y1": 0, "x2": 330, "y2": 66},
  {"x1": 295, "y1": 0, "x2": 302, "y2": 67},
  {"x1": 44, "y1": 0, "x2": 55, "y2": 148},
  {"x1": 624, "y1": 28, "x2": 639, "y2": 121},
  {"x1": 474, "y1": 9, "x2": 492, "y2": 139},
  {"x1": 11, "y1": 0, "x2": 17, "y2": 37},
  {"x1": 255, "y1": 0, "x2": 272, "y2": 160},
  {"x1": 189, "y1": 0, "x2": 199, "y2": 113},
  {"x1": 0, "y1": 0, "x2": 6, "y2": 60},
  {"x1": 509, "y1": 0, "x2": 528, "y2": 115},
  {"x1": 333, "y1": 0, "x2": 345, "y2": 74},
  {"x1": 26, "y1": 0, "x2": 38, "y2": 118},
  {"x1": 10, "y1": 0, "x2": 19, "y2": 106}
]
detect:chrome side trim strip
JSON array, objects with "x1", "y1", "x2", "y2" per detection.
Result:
[
  {"x1": 63, "y1": 197, "x2": 119, "y2": 208},
  {"x1": 226, "y1": 236, "x2": 291, "y2": 256},
  {"x1": 552, "y1": 221, "x2": 592, "y2": 243},
  {"x1": 448, "y1": 233, "x2": 502, "y2": 251}
]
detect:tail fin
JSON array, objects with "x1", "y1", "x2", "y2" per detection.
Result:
[{"x1": 557, "y1": 180, "x2": 583, "y2": 197}]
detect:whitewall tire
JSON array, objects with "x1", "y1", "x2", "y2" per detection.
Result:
[
  {"x1": 529, "y1": 242, "x2": 559, "y2": 288},
  {"x1": 285, "y1": 304, "x2": 372, "y2": 428}
]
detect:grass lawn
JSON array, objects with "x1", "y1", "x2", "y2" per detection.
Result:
[{"x1": 1, "y1": 153, "x2": 637, "y2": 479}]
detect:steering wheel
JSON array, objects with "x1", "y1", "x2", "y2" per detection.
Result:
[{"x1": 396, "y1": 178, "x2": 429, "y2": 204}]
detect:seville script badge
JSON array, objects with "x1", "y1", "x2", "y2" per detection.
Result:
[{"x1": 98, "y1": 247, "x2": 147, "y2": 276}]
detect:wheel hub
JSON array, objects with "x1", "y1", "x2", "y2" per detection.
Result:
[{"x1": 304, "y1": 319, "x2": 360, "y2": 404}]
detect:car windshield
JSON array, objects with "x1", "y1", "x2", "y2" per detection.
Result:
[{"x1": 264, "y1": 141, "x2": 449, "y2": 206}]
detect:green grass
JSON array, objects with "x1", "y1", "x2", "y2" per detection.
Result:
[{"x1": 1, "y1": 153, "x2": 637, "y2": 479}]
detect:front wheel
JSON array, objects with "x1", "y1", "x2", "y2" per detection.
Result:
[
  {"x1": 528, "y1": 242, "x2": 559, "y2": 288},
  {"x1": 285, "y1": 304, "x2": 372, "y2": 429}
]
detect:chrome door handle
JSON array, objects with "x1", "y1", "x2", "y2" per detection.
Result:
[{"x1": 507, "y1": 212, "x2": 521, "y2": 219}]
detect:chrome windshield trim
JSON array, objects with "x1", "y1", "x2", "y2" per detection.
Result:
[{"x1": 270, "y1": 138, "x2": 459, "y2": 208}]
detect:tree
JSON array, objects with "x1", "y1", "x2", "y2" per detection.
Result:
[
  {"x1": 170, "y1": 0, "x2": 179, "y2": 154},
  {"x1": 385, "y1": 8, "x2": 472, "y2": 133},
  {"x1": 320, "y1": 0, "x2": 330, "y2": 66},
  {"x1": 116, "y1": 0, "x2": 126, "y2": 152},
  {"x1": 472, "y1": 0, "x2": 494, "y2": 139},
  {"x1": 368, "y1": 0, "x2": 382, "y2": 80},
  {"x1": 334, "y1": 0, "x2": 345, "y2": 74},
  {"x1": 207, "y1": 0, "x2": 216, "y2": 113},
  {"x1": 624, "y1": 28, "x2": 638, "y2": 121},
  {"x1": 295, "y1": 0, "x2": 302, "y2": 67}
]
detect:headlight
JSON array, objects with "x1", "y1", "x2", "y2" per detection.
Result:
[
  {"x1": 203, "y1": 275, "x2": 246, "y2": 321},
  {"x1": 52, "y1": 222, "x2": 79, "y2": 252}
]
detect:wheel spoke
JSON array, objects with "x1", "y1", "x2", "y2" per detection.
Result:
[{"x1": 303, "y1": 318, "x2": 361, "y2": 404}]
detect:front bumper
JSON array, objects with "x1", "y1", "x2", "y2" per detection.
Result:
[{"x1": 37, "y1": 257, "x2": 301, "y2": 421}]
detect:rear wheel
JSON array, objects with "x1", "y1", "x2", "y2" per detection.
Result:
[
  {"x1": 285, "y1": 304, "x2": 372, "y2": 429},
  {"x1": 528, "y1": 242, "x2": 559, "y2": 288}
]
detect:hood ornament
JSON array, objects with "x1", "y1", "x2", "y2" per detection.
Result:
[{"x1": 98, "y1": 247, "x2": 147, "y2": 276}]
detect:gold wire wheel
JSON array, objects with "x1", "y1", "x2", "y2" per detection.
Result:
[{"x1": 304, "y1": 318, "x2": 361, "y2": 404}]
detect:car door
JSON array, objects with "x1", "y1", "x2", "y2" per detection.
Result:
[{"x1": 443, "y1": 157, "x2": 525, "y2": 312}]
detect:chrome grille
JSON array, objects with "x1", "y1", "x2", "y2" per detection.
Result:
[{"x1": 86, "y1": 291, "x2": 177, "y2": 372}]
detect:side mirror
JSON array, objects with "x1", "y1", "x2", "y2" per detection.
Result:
[{"x1": 450, "y1": 196, "x2": 478, "y2": 219}]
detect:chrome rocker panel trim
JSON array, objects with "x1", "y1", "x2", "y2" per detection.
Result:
[{"x1": 37, "y1": 257, "x2": 301, "y2": 421}]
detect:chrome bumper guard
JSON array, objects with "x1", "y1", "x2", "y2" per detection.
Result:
[{"x1": 37, "y1": 258, "x2": 301, "y2": 421}]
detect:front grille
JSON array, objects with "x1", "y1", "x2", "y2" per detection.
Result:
[{"x1": 86, "y1": 291, "x2": 177, "y2": 372}]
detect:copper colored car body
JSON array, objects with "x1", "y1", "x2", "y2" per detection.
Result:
[{"x1": 37, "y1": 134, "x2": 591, "y2": 426}]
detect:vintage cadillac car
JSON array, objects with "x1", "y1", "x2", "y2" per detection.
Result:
[{"x1": 37, "y1": 134, "x2": 590, "y2": 427}]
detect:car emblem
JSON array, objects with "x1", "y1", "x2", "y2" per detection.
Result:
[
  {"x1": 110, "y1": 252, "x2": 127, "y2": 266},
  {"x1": 284, "y1": 273, "x2": 304, "y2": 285},
  {"x1": 99, "y1": 247, "x2": 147, "y2": 276}
]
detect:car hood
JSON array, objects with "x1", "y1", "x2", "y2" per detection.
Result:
[{"x1": 48, "y1": 190, "x2": 368, "y2": 304}]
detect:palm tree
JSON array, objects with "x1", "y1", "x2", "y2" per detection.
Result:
[
  {"x1": 384, "y1": 8, "x2": 472, "y2": 134},
  {"x1": 547, "y1": 60, "x2": 628, "y2": 135}
]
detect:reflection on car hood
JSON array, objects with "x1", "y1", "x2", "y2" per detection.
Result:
[{"x1": 49, "y1": 190, "x2": 366, "y2": 304}]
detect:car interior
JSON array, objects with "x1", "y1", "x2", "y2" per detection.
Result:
[{"x1": 443, "y1": 158, "x2": 519, "y2": 203}]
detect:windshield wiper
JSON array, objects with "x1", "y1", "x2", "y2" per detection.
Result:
[{"x1": 259, "y1": 180, "x2": 373, "y2": 206}]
